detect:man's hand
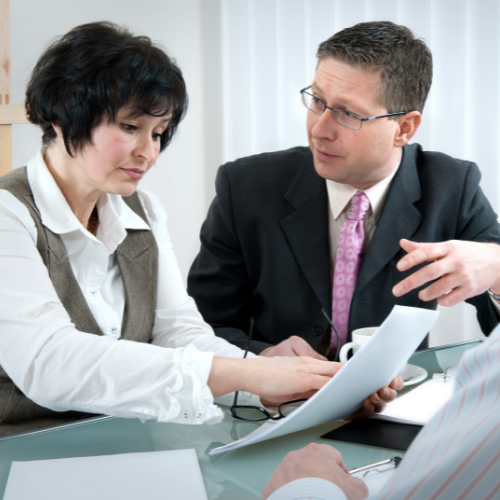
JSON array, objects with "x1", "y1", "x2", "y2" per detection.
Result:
[
  {"x1": 392, "y1": 239, "x2": 500, "y2": 306},
  {"x1": 262, "y1": 443, "x2": 368, "y2": 500},
  {"x1": 261, "y1": 368, "x2": 403, "y2": 418},
  {"x1": 351, "y1": 375, "x2": 403, "y2": 419},
  {"x1": 260, "y1": 336, "x2": 327, "y2": 360}
]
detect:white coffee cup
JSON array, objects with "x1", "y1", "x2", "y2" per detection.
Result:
[
  {"x1": 339, "y1": 327, "x2": 378, "y2": 362},
  {"x1": 339, "y1": 326, "x2": 407, "y2": 377}
]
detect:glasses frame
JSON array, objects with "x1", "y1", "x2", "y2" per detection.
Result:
[
  {"x1": 300, "y1": 86, "x2": 408, "y2": 130},
  {"x1": 230, "y1": 318, "x2": 307, "y2": 422},
  {"x1": 322, "y1": 308, "x2": 340, "y2": 362}
]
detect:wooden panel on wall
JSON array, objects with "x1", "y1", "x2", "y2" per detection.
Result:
[
  {"x1": 0, "y1": 125, "x2": 12, "y2": 176},
  {"x1": 0, "y1": 0, "x2": 12, "y2": 175}
]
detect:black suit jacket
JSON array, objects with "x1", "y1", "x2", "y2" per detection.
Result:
[{"x1": 188, "y1": 144, "x2": 500, "y2": 354}]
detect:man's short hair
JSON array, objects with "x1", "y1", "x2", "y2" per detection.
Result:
[
  {"x1": 25, "y1": 21, "x2": 188, "y2": 156},
  {"x1": 317, "y1": 21, "x2": 432, "y2": 115}
]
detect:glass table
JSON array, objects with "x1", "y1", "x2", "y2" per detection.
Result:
[{"x1": 0, "y1": 340, "x2": 481, "y2": 499}]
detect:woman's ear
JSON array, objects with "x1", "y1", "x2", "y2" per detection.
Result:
[{"x1": 51, "y1": 124, "x2": 63, "y2": 139}]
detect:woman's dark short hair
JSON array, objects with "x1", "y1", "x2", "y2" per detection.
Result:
[
  {"x1": 25, "y1": 21, "x2": 188, "y2": 155},
  {"x1": 317, "y1": 21, "x2": 432, "y2": 115}
]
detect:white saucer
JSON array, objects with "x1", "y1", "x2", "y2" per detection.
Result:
[{"x1": 402, "y1": 364, "x2": 428, "y2": 386}]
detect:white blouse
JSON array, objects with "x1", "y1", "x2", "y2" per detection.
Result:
[{"x1": 0, "y1": 151, "x2": 256, "y2": 426}]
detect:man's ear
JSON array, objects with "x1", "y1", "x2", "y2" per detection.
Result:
[{"x1": 394, "y1": 111, "x2": 421, "y2": 147}]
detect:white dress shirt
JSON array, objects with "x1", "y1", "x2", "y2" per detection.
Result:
[
  {"x1": 326, "y1": 168, "x2": 398, "y2": 280},
  {"x1": 0, "y1": 151, "x2": 257, "y2": 426},
  {"x1": 270, "y1": 323, "x2": 500, "y2": 500}
]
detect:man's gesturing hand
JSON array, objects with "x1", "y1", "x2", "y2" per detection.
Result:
[
  {"x1": 262, "y1": 443, "x2": 368, "y2": 500},
  {"x1": 392, "y1": 239, "x2": 500, "y2": 306}
]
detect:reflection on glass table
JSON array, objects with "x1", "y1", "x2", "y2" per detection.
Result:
[{"x1": 0, "y1": 340, "x2": 481, "y2": 500}]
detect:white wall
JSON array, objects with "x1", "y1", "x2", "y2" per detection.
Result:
[{"x1": 10, "y1": 0, "x2": 219, "y2": 279}]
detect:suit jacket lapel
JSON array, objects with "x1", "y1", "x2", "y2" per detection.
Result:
[
  {"x1": 356, "y1": 145, "x2": 423, "y2": 293},
  {"x1": 279, "y1": 153, "x2": 331, "y2": 313}
]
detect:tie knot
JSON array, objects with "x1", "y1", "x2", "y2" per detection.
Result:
[{"x1": 348, "y1": 191, "x2": 370, "y2": 221}]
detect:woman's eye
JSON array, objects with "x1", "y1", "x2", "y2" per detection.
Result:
[
  {"x1": 121, "y1": 123, "x2": 137, "y2": 132},
  {"x1": 152, "y1": 133, "x2": 162, "y2": 142}
]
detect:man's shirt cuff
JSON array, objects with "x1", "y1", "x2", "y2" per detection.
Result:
[{"x1": 267, "y1": 478, "x2": 348, "y2": 500}]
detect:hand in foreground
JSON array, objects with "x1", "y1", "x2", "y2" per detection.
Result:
[
  {"x1": 260, "y1": 336, "x2": 327, "y2": 360},
  {"x1": 262, "y1": 443, "x2": 368, "y2": 500},
  {"x1": 392, "y1": 239, "x2": 500, "y2": 306}
]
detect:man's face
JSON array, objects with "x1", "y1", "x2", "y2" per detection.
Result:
[{"x1": 306, "y1": 57, "x2": 403, "y2": 189}]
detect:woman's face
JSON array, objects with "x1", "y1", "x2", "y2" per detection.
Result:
[{"x1": 72, "y1": 108, "x2": 169, "y2": 197}]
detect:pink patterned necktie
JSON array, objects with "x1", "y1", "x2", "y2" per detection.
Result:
[{"x1": 329, "y1": 191, "x2": 370, "y2": 356}]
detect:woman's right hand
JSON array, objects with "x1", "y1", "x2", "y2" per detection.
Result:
[
  {"x1": 207, "y1": 355, "x2": 342, "y2": 401},
  {"x1": 207, "y1": 355, "x2": 403, "y2": 417}
]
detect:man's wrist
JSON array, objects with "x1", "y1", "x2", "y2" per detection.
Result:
[{"x1": 488, "y1": 288, "x2": 500, "y2": 302}]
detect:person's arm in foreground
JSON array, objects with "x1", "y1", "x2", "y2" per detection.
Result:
[
  {"x1": 263, "y1": 443, "x2": 367, "y2": 500},
  {"x1": 264, "y1": 322, "x2": 500, "y2": 500}
]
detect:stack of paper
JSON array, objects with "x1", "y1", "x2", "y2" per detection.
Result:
[
  {"x1": 372, "y1": 378, "x2": 455, "y2": 426},
  {"x1": 4, "y1": 449, "x2": 207, "y2": 500},
  {"x1": 353, "y1": 468, "x2": 397, "y2": 496}
]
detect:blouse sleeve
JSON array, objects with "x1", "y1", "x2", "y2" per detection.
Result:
[{"x1": 0, "y1": 189, "x2": 254, "y2": 426}]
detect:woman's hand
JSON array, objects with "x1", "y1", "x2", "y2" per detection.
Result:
[
  {"x1": 208, "y1": 356, "x2": 403, "y2": 418},
  {"x1": 208, "y1": 356, "x2": 342, "y2": 399}
]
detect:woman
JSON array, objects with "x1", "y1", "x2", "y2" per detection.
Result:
[{"x1": 0, "y1": 22, "x2": 397, "y2": 437}]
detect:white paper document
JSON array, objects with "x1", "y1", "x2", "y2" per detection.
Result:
[
  {"x1": 354, "y1": 468, "x2": 397, "y2": 496},
  {"x1": 372, "y1": 377, "x2": 455, "y2": 425},
  {"x1": 210, "y1": 305, "x2": 439, "y2": 455},
  {"x1": 3, "y1": 449, "x2": 207, "y2": 500}
]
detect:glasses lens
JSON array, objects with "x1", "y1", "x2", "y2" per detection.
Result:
[
  {"x1": 332, "y1": 108, "x2": 362, "y2": 129},
  {"x1": 231, "y1": 406, "x2": 270, "y2": 421},
  {"x1": 302, "y1": 92, "x2": 324, "y2": 114}
]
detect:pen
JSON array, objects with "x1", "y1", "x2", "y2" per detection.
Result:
[{"x1": 350, "y1": 456, "x2": 402, "y2": 476}]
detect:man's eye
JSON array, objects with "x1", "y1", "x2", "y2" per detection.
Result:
[
  {"x1": 340, "y1": 109, "x2": 356, "y2": 118},
  {"x1": 310, "y1": 96, "x2": 324, "y2": 109}
]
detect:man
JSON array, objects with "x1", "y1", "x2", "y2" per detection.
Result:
[
  {"x1": 188, "y1": 21, "x2": 500, "y2": 358},
  {"x1": 263, "y1": 320, "x2": 500, "y2": 499}
]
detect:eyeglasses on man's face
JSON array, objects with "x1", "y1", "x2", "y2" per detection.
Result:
[{"x1": 300, "y1": 86, "x2": 408, "y2": 130}]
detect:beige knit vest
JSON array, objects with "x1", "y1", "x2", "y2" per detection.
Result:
[{"x1": 0, "y1": 167, "x2": 158, "y2": 437}]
